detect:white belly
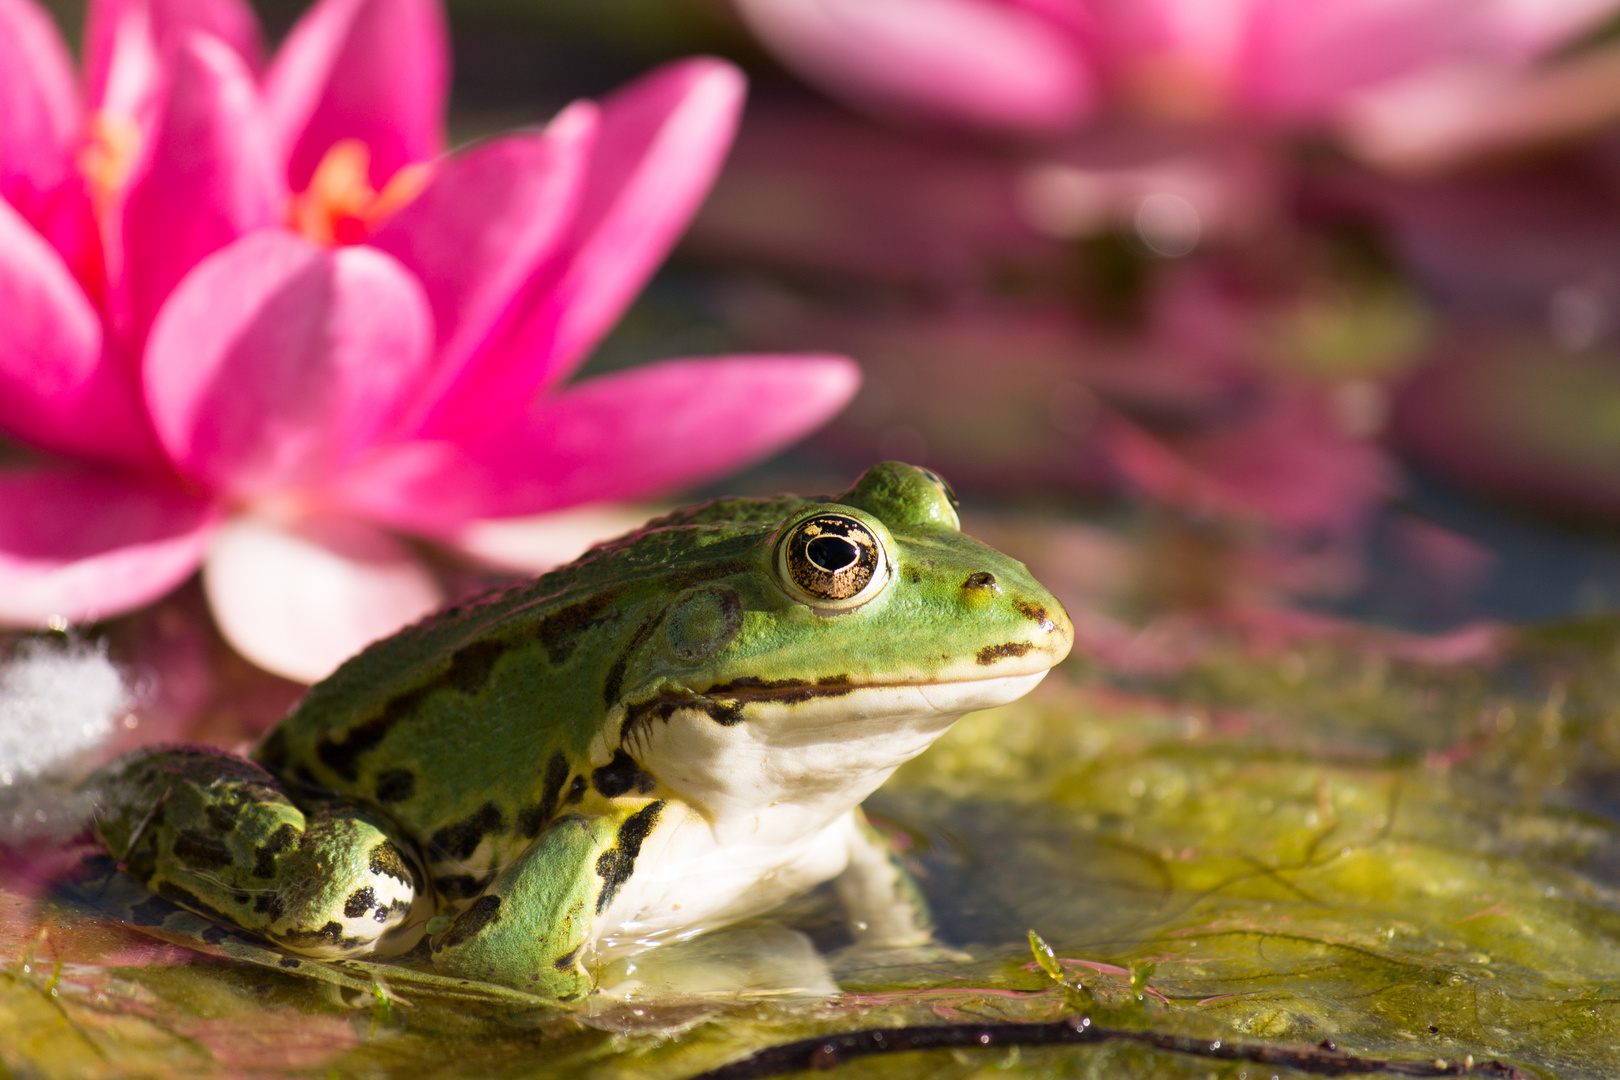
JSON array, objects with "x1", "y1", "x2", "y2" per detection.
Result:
[{"x1": 593, "y1": 802, "x2": 858, "y2": 958}]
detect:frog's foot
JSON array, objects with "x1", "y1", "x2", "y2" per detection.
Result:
[
  {"x1": 834, "y1": 808, "x2": 938, "y2": 951},
  {"x1": 87, "y1": 745, "x2": 431, "y2": 960}
]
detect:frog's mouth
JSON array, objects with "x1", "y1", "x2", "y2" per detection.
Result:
[{"x1": 619, "y1": 668, "x2": 1052, "y2": 831}]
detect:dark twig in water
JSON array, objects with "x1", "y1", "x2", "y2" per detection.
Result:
[{"x1": 689, "y1": 1015, "x2": 1533, "y2": 1079}]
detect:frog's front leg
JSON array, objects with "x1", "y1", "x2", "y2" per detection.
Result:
[
  {"x1": 429, "y1": 800, "x2": 666, "y2": 998},
  {"x1": 834, "y1": 807, "x2": 935, "y2": 949},
  {"x1": 89, "y1": 746, "x2": 431, "y2": 958}
]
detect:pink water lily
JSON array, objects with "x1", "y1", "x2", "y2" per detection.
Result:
[
  {"x1": 0, "y1": 0, "x2": 859, "y2": 680},
  {"x1": 731, "y1": 0, "x2": 1620, "y2": 145}
]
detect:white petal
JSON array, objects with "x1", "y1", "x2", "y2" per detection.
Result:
[
  {"x1": 451, "y1": 502, "x2": 664, "y2": 574},
  {"x1": 204, "y1": 514, "x2": 443, "y2": 683}
]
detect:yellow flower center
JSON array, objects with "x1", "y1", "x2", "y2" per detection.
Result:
[{"x1": 288, "y1": 139, "x2": 431, "y2": 246}]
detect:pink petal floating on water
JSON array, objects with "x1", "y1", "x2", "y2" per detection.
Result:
[
  {"x1": 264, "y1": 0, "x2": 449, "y2": 190},
  {"x1": 0, "y1": 197, "x2": 161, "y2": 469},
  {"x1": 143, "y1": 230, "x2": 432, "y2": 499},
  {"x1": 116, "y1": 32, "x2": 285, "y2": 349},
  {"x1": 0, "y1": 466, "x2": 218, "y2": 627},
  {"x1": 202, "y1": 514, "x2": 443, "y2": 682},
  {"x1": 733, "y1": 0, "x2": 1094, "y2": 134},
  {"x1": 338, "y1": 354, "x2": 860, "y2": 534},
  {"x1": 0, "y1": 0, "x2": 81, "y2": 215},
  {"x1": 374, "y1": 104, "x2": 597, "y2": 436}
]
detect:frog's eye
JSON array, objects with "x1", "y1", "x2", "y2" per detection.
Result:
[{"x1": 777, "y1": 513, "x2": 889, "y2": 611}]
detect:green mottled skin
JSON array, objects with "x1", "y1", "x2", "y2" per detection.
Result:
[{"x1": 89, "y1": 463, "x2": 1073, "y2": 999}]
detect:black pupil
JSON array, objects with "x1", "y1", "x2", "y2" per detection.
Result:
[{"x1": 806, "y1": 534, "x2": 860, "y2": 573}]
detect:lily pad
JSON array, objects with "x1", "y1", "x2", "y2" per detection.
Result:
[{"x1": 7, "y1": 618, "x2": 1620, "y2": 1078}]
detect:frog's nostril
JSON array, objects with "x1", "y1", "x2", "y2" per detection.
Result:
[{"x1": 963, "y1": 572, "x2": 997, "y2": 591}]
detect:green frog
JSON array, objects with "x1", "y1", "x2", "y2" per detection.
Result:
[{"x1": 88, "y1": 463, "x2": 1072, "y2": 1000}]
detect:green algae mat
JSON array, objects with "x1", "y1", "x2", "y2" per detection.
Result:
[{"x1": 8, "y1": 616, "x2": 1620, "y2": 1079}]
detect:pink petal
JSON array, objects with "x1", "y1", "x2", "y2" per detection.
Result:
[
  {"x1": 370, "y1": 104, "x2": 597, "y2": 438},
  {"x1": 534, "y1": 59, "x2": 747, "y2": 390},
  {"x1": 143, "y1": 230, "x2": 433, "y2": 499},
  {"x1": 85, "y1": 0, "x2": 160, "y2": 122},
  {"x1": 0, "y1": 197, "x2": 161, "y2": 468},
  {"x1": 1479, "y1": 0, "x2": 1620, "y2": 61},
  {"x1": 202, "y1": 514, "x2": 442, "y2": 682},
  {"x1": 116, "y1": 32, "x2": 285, "y2": 351},
  {"x1": 0, "y1": 0, "x2": 81, "y2": 219},
  {"x1": 86, "y1": 0, "x2": 265, "y2": 108},
  {"x1": 0, "y1": 466, "x2": 217, "y2": 627},
  {"x1": 1237, "y1": 0, "x2": 1474, "y2": 119},
  {"x1": 263, "y1": 0, "x2": 449, "y2": 191},
  {"x1": 336, "y1": 354, "x2": 860, "y2": 534},
  {"x1": 733, "y1": 0, "x2": 1094, "y2": 134}
]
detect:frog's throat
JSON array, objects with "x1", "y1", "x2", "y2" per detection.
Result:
[{"x1": 614, "y1": 670, "x2": 1048, "y2": 839}]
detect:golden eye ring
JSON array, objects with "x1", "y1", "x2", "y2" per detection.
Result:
[{"x1": 776, "y1": 512, "x2": 889, "y2": 611}]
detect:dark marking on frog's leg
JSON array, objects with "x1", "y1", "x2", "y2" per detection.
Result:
[
  {"x1": 976, "y1": 641, "x2": 1033, "y2": 665},
  {"x1": 252, "y1": 823, "x2": 298, "y2": 878},
  {"x1": 565, "y1": 775, "x2": 587, "y2": 805},
  {"x1": 204, "y1": 803, "x2": 236, "y2": 834},
  {"x1": 553, "y1": 944, "x2": 581, "y2": 972},
  {"x1": 535, "y1": 591, "x2": 622, "y2": 665},
  {"x1": 963, "y1": 571, "x2": 997, "y2": 590},
  {"x1": 435, "y1": 870, "x2": 497, "y2": 901},
  {"x1": 201, "y1": 925, "x2": 231, "y2": 945},
  {"x1": 602, "y1": 610, "x2": 668, "y2": 707},
  {"x1": 445, "y1": 638, "x2": 508, "y2": 695},
  {"x1": 374, "y1": 768, "x2": 415, "y2": 804},
  {"x1": 518, "y1": 752, "x2": 571, "y2": 838},
  {"x1": 155, "y1": 880, "x2": 235, "y2": 926},
  {"x1": 594, "y1": 801, "x2": 665, "y2": 914},
  {"x1": 253, "y1": 891, "x2": 285, "y2": 919},
  {"x1": 171, "y1": 829, "x2": 232, "y2": 870},
  {"x1": 369, "y1": 841, "x2": 416, "y2": 887},
  {"x1": 343, "y1": 886, "x2": 376, "y2": 919},
  {"x1": 314, "y1": 685, "x2": 431, "y2": 781},
  {"x1": 1014, "y1": 599, "x2": 1055, "y2": 631},
  {"x1": 282, "y1": 921, "x2": 353, "y2": 951},
  {"x1": 592, "y1": 751, "x2": 657, "y2": 799},
  {"x1": 429, "y1": 801, "x2": 505, "y2": 862},
  {"x1": 438, "y1": 894, "x2": 502, "y2": 950},
  {"x1": 278, "y1": 956, "x2": 301, "y2": 969},
  {"x1": 128, "y1": 895, "x2": 174, "y2": 927}
]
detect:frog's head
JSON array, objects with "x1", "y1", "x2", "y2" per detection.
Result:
[{"x1": 613, "y1": 462, "x2": 1073, "y2": 831}]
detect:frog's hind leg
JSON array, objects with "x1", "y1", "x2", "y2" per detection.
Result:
[{"x1": 88, "y1": 745, "x2": 431, "y2": 959}]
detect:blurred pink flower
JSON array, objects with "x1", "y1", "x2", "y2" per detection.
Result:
[
  {"x1": 0, "y1": 0, "x2": 859, "y2": 680},
  {"x1": 731, "y1": 0, "x2": 1619, "y2": 145}
]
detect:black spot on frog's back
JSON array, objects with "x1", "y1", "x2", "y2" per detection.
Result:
[
  {"x1": 429, "y1": 801, "x2": 505, "y2": 862},
  {"x1": 374, "y1": 768, "x2": 415, "y2": 804},
  {"x1": 445, "y1": 638, "x2": 508, "y2": 695},
  {"x1": 314, "y1": 685, "x2": 431, "y2": 781},
  {"x1": 518, "y1": 752, "x2": 571, "y2": 838},
  {"x1": 535, "y1": 592, "x2": 622, "y2": 666}
]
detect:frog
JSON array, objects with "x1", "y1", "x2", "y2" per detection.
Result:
[{"x1": 86, "y1": 462, "x2": 1073, "y2": 1001}]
